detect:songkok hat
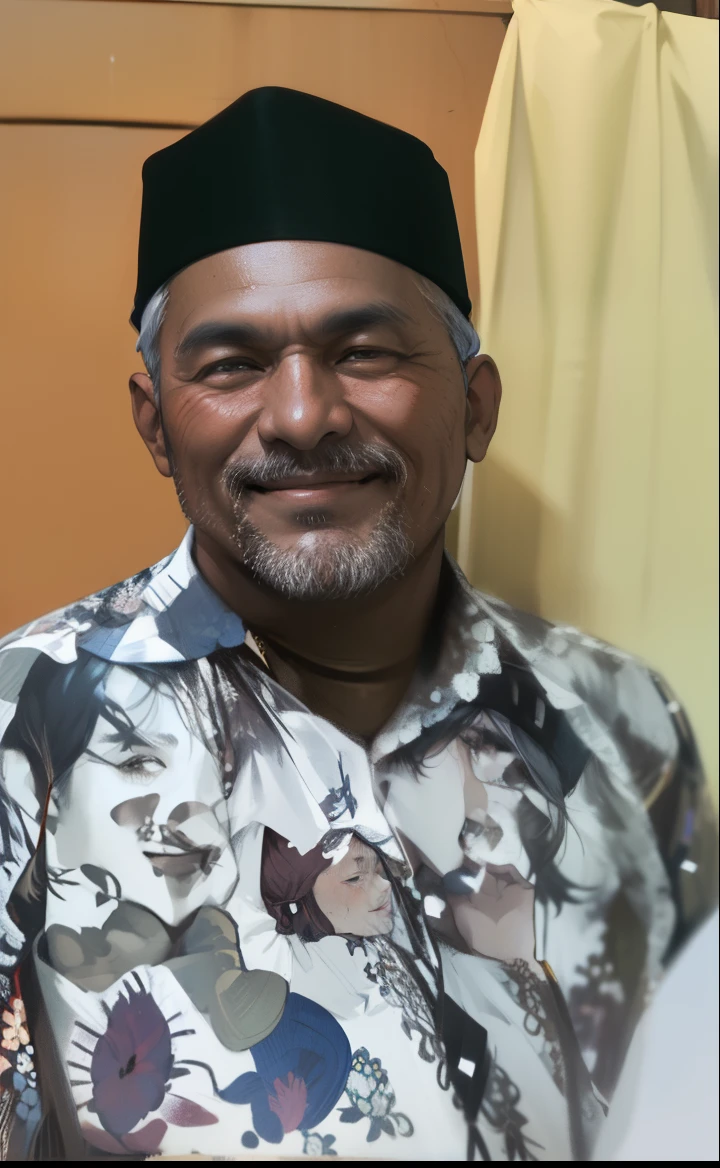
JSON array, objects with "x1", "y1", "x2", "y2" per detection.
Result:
[{"x1": 131, "y1": 86, "x2": 470, "y2": 330}]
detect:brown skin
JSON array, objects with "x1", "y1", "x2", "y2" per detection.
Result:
[{"x1": 130, "y1": 241, "x2": 501, "y2": 739}]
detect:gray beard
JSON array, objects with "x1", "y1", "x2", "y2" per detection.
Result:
[
  {"x1": 171, "y1": 439, "x2": 414, "y2": 600},
  {"x1": 229, "y1": 500, "x2": 413, "y2": 601}
]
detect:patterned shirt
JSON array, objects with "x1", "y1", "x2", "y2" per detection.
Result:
[{"x1": 0, "y1": 528, "x2": 716, "y2": 1161}]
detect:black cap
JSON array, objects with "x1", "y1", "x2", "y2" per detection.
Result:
[{"x1": 131, "y1": 87, "x2": 470, "y2": 330}]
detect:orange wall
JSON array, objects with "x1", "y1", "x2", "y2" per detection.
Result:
[{"x1": 0, "y1": 0, "x2": 506, "y2": 633}]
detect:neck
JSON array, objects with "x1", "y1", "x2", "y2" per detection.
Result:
[{"x1": 193, "y1": 529, "x2": 446, "y2": 739}]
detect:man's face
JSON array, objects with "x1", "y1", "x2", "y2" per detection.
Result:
[{"x1": 133, "y1": 241, "x2": 499, "y2": 599}]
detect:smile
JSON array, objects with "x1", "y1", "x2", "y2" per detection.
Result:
[{"x1": 245, "y1": 474, "x2": 384, "y2": 503}]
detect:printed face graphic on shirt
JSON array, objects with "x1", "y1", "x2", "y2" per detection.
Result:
[
  {"x1": 48, "y1": 666, "x2": 237, "y2": 924},
  {"x1": 442, "y1": 722, "x2": 554, "y2": 964},
  {"x1": 313, "y1": 835, "x2": 394, "y2": 938},
  {"x1": 384, "y1": 712, "x2": 558, "y2": 966},
  {"x1": 455, "y1": 727, "x2": 538, "y2": 880}
]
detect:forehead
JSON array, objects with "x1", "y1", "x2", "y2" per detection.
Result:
[
  {"x1": 163, "y1": 240, "x2": 431, "y2": 336},
  {"x1": 347, "y1": 834, "x2": 375, "y2": 864},
  {"x1": 92, "y1": 666, "x2": 191, "y2": 742},
  {"x1": 324, "y1": 832, "x2": 374, "y2": 871},
  {"x1": 102, "y1": 665, "x2": 165, "y2": 711}
]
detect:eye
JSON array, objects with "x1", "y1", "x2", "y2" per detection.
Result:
[
  {"x1": 341, "y1": 348, "x2": 385, "y2": 360},
  {"x1": 343, "y1": 875, "x2": 363, "y2": 885},
  {"x1": 115, "y1": 755, "x2": 166, "y2": 781},
  {"x1": 338, "y1": 347, "x2": 404, "y2": 369},
  {"x1": 199, "y1": 357, "x2": 263, "y2": 380}
]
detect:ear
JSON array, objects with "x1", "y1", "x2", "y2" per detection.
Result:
[
  {"x1": 464, "y1": 354, "x2": 502, "y2": 464},
  {"x1": 129, "y1": 372, "x2": 172, "y2": 478}
]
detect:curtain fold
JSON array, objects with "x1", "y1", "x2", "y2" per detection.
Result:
[{"x1": 464, "y1": 0, "x2": 718, "y2": 793}]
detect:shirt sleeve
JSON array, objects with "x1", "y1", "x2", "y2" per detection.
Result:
[{"x1": 645, "y1": 671, "x2": 719, "y2": 964}]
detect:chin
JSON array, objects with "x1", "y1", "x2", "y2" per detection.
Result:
[{"x1": 231, "y1": 498, "x2": 413, "y2": 601}]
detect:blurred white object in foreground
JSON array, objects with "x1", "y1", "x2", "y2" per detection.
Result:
[{"x1": 594, "y1": 910, "x2": 719, "y2": 1162}]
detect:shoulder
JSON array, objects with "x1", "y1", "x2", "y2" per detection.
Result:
[
  {"x1": 477, "y1": 590, "x2": 677, "y2": 754},
  {"x1": 0, "y1": 556, "x2": 168, "y2": 649},
  {"x1": 0, "y1": 556, "x2": 169, "y2": 709},
  {"x1": 478, "y1": 590, "x2": 718, "y2": 952}
]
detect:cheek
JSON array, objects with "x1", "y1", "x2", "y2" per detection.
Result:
[
  {"x1": 172, "y1": 746, "x2": 219, "y2": 799},
  {"x1": 51, "y1": 775, "x2": 135, "y2": 866},
  {"x1": 314, "y1": 874, "x2": 344, "y2": 920},
  {"x1": 335, "y1": 883, "x2": 371, "y2": 924},
  {"x1": 337, "y1": 884, "x2": 359, "y2": 914},
  {"x1": 407, "y1": 404, "x2": 464, "y2": 466},
  {"x1": 164, "y1": 389, "x2": 252, "y2": 475},
  {"x1": 403, "y1": 419, "x2": 469, "y2": 530},
  {"x1": 352, "y1": 377, "x2": 464, "y2": 461},
  {"x1": 63, "y1": 764, "x2": 124, "y2": 819}
]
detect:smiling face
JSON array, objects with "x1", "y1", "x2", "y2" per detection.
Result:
[
  {"x1": 49, "y1": 666, "x2": 237, "y2": 924},
  {"x1": 312, "y1": 835, "x2": 393, "y2": 937},
  {"x1": 131, "y1": 241, "x2": 500, "y2": 600}
]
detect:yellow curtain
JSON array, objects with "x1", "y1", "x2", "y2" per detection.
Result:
[{"x1": 461, "y1": 0, "x2": 718, "y2": 795}]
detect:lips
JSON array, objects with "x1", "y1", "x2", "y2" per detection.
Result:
[
  {"x1": 371, "y1": 896, "x2": 392, "y2": 915},
  {"x1": 246, "y1": 473, "x2": 380, "y2": 494},
  {"x1": 143, "y1": 843, "x2": 220, "y2": 879}
]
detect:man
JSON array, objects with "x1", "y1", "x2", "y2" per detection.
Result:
[{"x1": 0, "y1": 87, "x2": 716, "y2": 1162}]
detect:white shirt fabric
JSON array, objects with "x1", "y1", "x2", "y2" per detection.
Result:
[{"x1": 594, "y1": 910, "x2": 719, "y2": 1162}]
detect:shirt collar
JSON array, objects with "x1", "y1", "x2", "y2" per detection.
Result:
[
  {"x1": 1, "y1": 528, "x2": 585, "y2": 776},
  {"x1": 78, "y1": 526, "x2": 247, "y2": 664},
  {"x1": 0, "y1": 527, "x2": 246, "y2": 709}
]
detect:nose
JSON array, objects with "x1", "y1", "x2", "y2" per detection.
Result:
[
  {"x1": 256, "y1": 352, "x2": 354, "y2": 450},
  {"x1": 137, "y1": 815, "x2": 163, "y2": 844}
]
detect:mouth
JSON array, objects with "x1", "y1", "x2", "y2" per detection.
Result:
[
  {"x1": 371, "y1": 897, "x2": 393, "y2": 915},
  {"x1": 244, "y1": 473, "x2": 384, "y2": 502},
  {"x1": 143, "y1": 844, "x2": 219, "y2": 879}
]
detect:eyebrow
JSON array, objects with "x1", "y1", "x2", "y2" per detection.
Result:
[
  {"x1": 173, "y1": 301, "x2": 413, "y2": 363},
  {"x1": 98, "y1": 731, "x2": 179, "y2": 750}
]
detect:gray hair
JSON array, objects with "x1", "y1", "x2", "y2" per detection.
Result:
[{"x1": 137, "y1": 268, "x2": 480, "y2": 397}]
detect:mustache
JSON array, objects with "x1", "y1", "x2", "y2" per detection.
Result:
[{"x1": 222, "y1": 442, "x2": 408, "y2": 498}]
